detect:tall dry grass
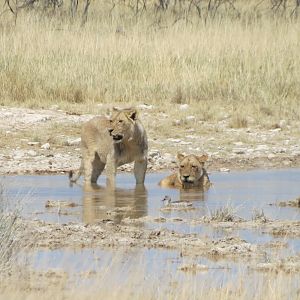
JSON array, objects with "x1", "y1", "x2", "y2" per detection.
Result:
[
  {"x1": 0, "y1": 260, "x2": 298, "y2": 300},
  {"x1": 0, "y1": 4, "x2": 299, "y2": 122},
  {"x1": 0, "y1": 183, "x2": 20, "y2": 275}
]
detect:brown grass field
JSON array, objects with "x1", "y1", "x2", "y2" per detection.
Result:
[{"x1": 0, "y1": 1, "x2": 299, "y2": 125}]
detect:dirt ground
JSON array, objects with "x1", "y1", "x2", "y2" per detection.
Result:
[
  {"x1": 1, "y1": 105, "x2": 300, "y2": 175},
  {"x1": 2, "y1": 104, "x2": 300, "y2": 280}
]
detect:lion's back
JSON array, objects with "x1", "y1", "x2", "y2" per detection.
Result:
[{"x1": 81, "y1": 116, "x2": 111, "y2": 153}]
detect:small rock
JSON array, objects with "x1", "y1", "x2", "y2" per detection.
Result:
[
  {"x1": 137, "y1": 104, "x2": 153, "y2": 110},
  {"x1": 27, "y1": 150, "x2": 37, "y2": 157},
  {"x1": 270, "y1": 128, "x2": 281, "y2": 132},
  {"x1": 185, "y1": 115, "x2": 195, "y2": 122},
  {"x1": 179, "y1": 104, "x2": 189, "y2": 110},
  {"x1": 279, "y1": 119, "x2": 287, "y2": 129},
  {"x1": 148, "y1": 150, "x2": 161, "y2": 158},
  {"x1": 179, "y1": 141, "x2": 192, "y2": 145},
  {"x1": 28, "y1": 142, "x2": 40, "y2": 146},
  {"x1": 41, "y1": 143, "x2": 50, "y2": 150},
  {"x1": 234, "y1": 142, "x2": 244, "y2": 146},
  {"x1": 172, "y1": 120, "x2": 182, "y2": 126},
  {"x1": 233, "y1": 148, "x2": 245, "y2": 154},
  {"x1": 66, "y1": 138, "x2": 81, "y2": 146},
  {"x1": 220, "y1": 168, "x2": 230, "y2": 172},
  {"x1": 167, "y1": 138, "x2": 181, "y2": 143}
]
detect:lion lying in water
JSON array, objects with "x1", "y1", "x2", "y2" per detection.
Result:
[
  {"x1": 69, "y1": 107, "x2": 148, "y2": 186},
  {"x1": 159, "y1": 153, "x2": 211, "y2": 189}
]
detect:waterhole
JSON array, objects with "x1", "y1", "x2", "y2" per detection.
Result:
[{"x1": 2, "y1": 169, "x2": 300, "y2": 295}]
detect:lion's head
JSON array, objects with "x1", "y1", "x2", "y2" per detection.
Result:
[
  {"x1": 177, "y1": 153, "x2": 208, "y2": 184},
  {"x1": 108, "y1": 107, "x2": 138, "y2": 143}
]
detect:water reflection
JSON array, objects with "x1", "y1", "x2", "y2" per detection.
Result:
[
  {"x1": 82, "y1": 184, "x2": 148, "y2": 224},
  {"x1": 177, "y1": 188, "x2": 206, "y2": 202},
  {"x1": 3, "y1": 169, "x2": 300, "y2": 224}
]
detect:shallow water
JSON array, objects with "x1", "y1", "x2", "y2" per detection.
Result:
[
  {"x1": 3, "y1": 168, "x2": 300, "y2": 224},
  {"x1": 24, "y1": 245, "x2": 300, "y2": 296},
  {"x1": 3, "y1": 169, "x2": 300, "y2": 295},
  {"x1": 3, "y1": 169, "x2": 300, "y2": 256}
]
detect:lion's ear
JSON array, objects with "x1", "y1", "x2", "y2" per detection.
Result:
[
  {"x1": 197, "y1": 154, "x2": 208, "y2": 163},
  {"x1": 177, "y1": 153, "x2": 185, "y2": 162},
  {"x1": 126, "y1": 109, "x2": 138, "y2": 121}
]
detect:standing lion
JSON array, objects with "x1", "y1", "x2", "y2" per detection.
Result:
[{"x1": 69, "y1": 107, "x2": 148, "y2": 186}]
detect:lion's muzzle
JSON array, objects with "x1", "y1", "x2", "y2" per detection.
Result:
[
  {"x1": 108, "y1": 128, "x2": 124, "y2": 143},
  {"x1": 181, "y1": 175, "x2": 194, "y2": 183},
  {"x1": 112, "y1": 134, "x2": 124, "y2": 142}
]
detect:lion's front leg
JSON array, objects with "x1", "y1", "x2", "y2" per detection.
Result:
[
  {"x1": 106, "y1": 154, "x2": 117, "y2": 187},
  {"x1": 134, "y1": 158, "x2": 147, "y2": 185}
]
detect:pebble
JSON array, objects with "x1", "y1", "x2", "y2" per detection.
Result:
[
  {"x1": 66, "y1": 138, "x2": 81, "y2": 146},
  {"x1": 179, "y1": 104, "x2": 189, "y2": 110},
  {"x1": 186, "y1": 116, "x2": 196, "y2": 121},
  {"x1": 172, "y1": 120, "x2": 182, "y2": 126},
  {"x1": 41, "y1": 143, "x2": 50, "y2": 150},
  {"x1": 179, "y1": 141, "x2": 192, "y2": 145},
  {"x1": 220, "y1": 168, "x2": 230, "y2": 172},
  {"x1": 137, "y1": 104, "x2": 153, "y2": 110},
  {"x1": 27, "y1": 150, "x2": 37, "y2": 157},
  {"x1": 279, "y1": 119, "x2": 287, "y2": 129},
  {"x1": 28, "y1": 142, "x2": 40, "y2": 146},
  {"x1": 233, "y1": 148, "x2": 246, "y2": 154},
  {"x1": 167, "y1": 138, "x2": 181, "y2": 143},
  {"x1": 148, "y1": 150, "x2": 161, "y2": 158}
]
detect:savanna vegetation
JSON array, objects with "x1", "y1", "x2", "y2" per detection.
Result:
[{"x1": 0, "y1": 0, "x2": 299, "y2": 123}]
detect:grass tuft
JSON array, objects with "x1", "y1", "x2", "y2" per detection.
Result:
[
  {"x1": 209, "y1": 205, "x2": 236, "y2": 222},
  {"x1": 0, "y1": 183, "x2": 20, "y2": 275}
]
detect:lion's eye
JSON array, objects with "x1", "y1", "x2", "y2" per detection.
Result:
[
  {"x1": 180, "y1": 165, "x2": 184, "y2": 168},
  {"x1": 192, "y1": 165, "x2": 197, "y2": 169},
  {"x1": 118, "y1": 120, "x2": 123, "y2": 123},
  {"x1": 109, "y1": 119, "x2": 113, "y2": 123}
]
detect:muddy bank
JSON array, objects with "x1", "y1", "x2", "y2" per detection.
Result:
[
  {"x1": 123, "y1": 215, "x2": 300, "y2": 238},
  {"x1": 12, "y1": 215, "x2": 300, "y2": 274},
  {"x1": 1, "y1": 106, "x2": 300, "y2": 175},
  {"x1": 16, "y1": 215, "x2": 299, "y2": 256},
  {"x1": 19, "y1": 218, "x2": 264, "y2": 259}
]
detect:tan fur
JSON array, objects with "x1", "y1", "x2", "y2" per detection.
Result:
[
  {"x1": 159, "y1": 153, "x2": 211, "y2": 189},
  {"x1": 69, "y1": 107, "x2": 148, "y2": 186}
]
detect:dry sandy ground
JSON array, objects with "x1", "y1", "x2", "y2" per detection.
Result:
[{"x1": 1, "y1": 105, "x2": 300, "y2": 175}]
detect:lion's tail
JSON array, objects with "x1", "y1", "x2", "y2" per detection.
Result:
[{"x1": 69, "y1": 162, "x2": 83, "y2": 183}]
